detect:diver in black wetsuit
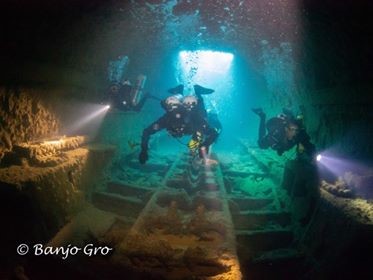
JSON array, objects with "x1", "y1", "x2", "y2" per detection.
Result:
[
  {"x1": 252, "y1": 108, "x2": 315, "y2": 159},
  {"x1": 105, "y1": 77, "x2": 150, "y2": 112},
  {"x1": 139, "y1": 85, "x2": 221, "y2": 164}
]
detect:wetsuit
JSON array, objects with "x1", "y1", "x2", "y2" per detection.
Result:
[
  {"x1": 258, "y1": 114, "x2": 315, "y2": 157},
  {"x1": 139, "y1": 106, "x2": 219, "y2": 164},
  {"x1": 106, "y1": 83, "x2": 148, "y2": 112}
]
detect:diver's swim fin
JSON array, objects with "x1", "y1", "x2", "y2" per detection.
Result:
[
  {"x1": 167, "y1": 84, "x2": 184, "y2": 95},
  {"x1": 146, "y1": 93, "x2": 161, "y2": 101},
  {"x1": 251, "y1": 108, "x2": 265, "y2": 118},
  {"x1": 193, "y1": 84, "x2": 215, "y2": 95}
]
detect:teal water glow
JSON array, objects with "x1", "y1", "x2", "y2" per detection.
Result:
[
  {"x1": 176, "y1": 50, "x2": 234, "y2": 113},
  {"x1": 175, "y1": 51, "x2": 236, "y2": 147}
]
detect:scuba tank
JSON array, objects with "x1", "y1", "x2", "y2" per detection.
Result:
[
  {"x1": 107, "y1": 56, "x2": 130, "y2": 84},
  {"x1": 130, "y1": 74, "x2": 147, "y2": 106}
]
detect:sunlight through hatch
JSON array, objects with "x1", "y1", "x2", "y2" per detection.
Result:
[{"x1": 176, "y1": 50, "x2": 234, "y2": 114}]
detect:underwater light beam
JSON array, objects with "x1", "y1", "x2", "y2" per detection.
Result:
[
  {"x1": 316, "y1": 150, "x2": 370, "y2": 178},
  {"x1": 68, "y1": 104, "x2": 110, "y2": 134}
]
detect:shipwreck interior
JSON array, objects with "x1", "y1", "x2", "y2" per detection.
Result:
[{"x1": 0, "y1": 0, "x2": 372, "y2": 279}]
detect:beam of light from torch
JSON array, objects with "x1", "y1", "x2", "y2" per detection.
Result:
[{"x1": 67, "y1": 104, "x2": 110, "y2": 135}]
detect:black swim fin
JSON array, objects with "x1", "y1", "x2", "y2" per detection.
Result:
[
  {"x1": 167, "y1": 84, "x2": 184, "y2": 95},
  {"x1": 193, "y1": 84, "x2": 214, "y2": 95},
  {"x1": 251, "y1": 108, "x2": 265, "y2": 118}
]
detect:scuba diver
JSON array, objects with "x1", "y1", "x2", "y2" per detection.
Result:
[
  {"x1": 252, "y1": 108, "x2": 315, "y2": 160},
  {"x1": 139, "y1": 84, "x2": 221, "y2": 164},
  {"x1": 253, "y1": 108, "x2": 319, "y2": 228},
  {"x1": 105, "y1": 76, "x2": 150, "y2": 112},
  {"x1": 105, "y1": 55, "x2": 150, "y2": 112}
]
